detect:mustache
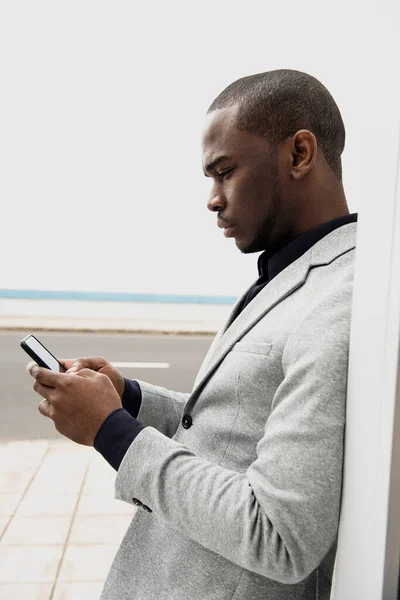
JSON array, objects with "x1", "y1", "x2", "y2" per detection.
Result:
[{"x1": 217, "y1": 215, "x2": 232, "y2": 227}]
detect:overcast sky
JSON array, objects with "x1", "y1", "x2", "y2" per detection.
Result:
[{"x1": 1, "y1": 1, "x2": 398, "y2": 297}]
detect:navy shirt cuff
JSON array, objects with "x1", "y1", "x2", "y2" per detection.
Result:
[
  {"x1": 122, "y1": 378, "x2": 142, "y2": 418},
  {"x1": 94, "y1": 408, "x2": 144, "y2": 471}
]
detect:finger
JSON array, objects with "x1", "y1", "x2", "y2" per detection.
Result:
[
  {"x1": 59, "y1": 358, "x2": 77, "y2": 370},
  {"x1": 28, "y1": 363, "x2": 44, "y2": 378},
  {"x1": 26, "y1": 361, "x2": 37, "y2": 375},
  {"x1": 73, "y1": 367, "x2": 99, "y2": 379},
  {"x1": 33, "y1": 379, "x2": 54, "y2": 399},
  {"x1": 66, "y1": 357, "x2": 108, "y2": 373},
  {"x1": 38, "y1": 398, "x2": 53, "y2": 418},
  {"x1": 31, "y1": 366, "x2": 62, "y2": 388},
  {"x1": 28, "y1": 364, "x2": 41, "y2": 378}
]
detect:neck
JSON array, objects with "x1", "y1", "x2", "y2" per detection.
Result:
[{"x1": 294, "y1": 172, "x2": 349, "y2": 235}]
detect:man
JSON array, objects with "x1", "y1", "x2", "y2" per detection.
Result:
[{"x1": 28, "y1": 69, "x2": 357, "y2": 599}]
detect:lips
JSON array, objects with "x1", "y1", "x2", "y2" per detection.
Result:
[
  {"x1": 223, "y1": 226, "x2": 234, "y2": 238},
  {"x1": 217, "y1": 218, "x2": 233, "y2": 229},
  {"x1": 217, "y1": 219, "x2": 235, "y2": 239}
]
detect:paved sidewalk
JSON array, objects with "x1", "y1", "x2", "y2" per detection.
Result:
[
  {"x1": 0, "y1": 299, "x2": 234, "y2": 334},
  {"x1": 0, "y1": 439, "x2": 137, "y2": 599}
]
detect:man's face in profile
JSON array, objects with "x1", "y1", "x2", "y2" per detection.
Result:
[{"x1": 202, "y1": 104, "x2": 283, "y2": 254}]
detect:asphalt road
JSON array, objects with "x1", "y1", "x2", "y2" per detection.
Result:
[{"x1": 0, "y1": 330, "x2": 213, "y2": 442}]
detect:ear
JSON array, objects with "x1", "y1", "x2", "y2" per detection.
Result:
[{"x1": 290, "y1": 130, "x2": 317, "y2": 180}]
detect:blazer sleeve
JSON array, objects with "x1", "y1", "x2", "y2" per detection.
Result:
[
  {"x1": 114, "y1": 276, "x2": 353, "y2": 584},
  {"x1": 135, "y1": 380, "x2": 190, "y2": 438}
]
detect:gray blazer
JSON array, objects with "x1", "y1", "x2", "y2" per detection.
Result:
[{"x1": 101, "y1": 222, "x2": 357, "y2": 600}]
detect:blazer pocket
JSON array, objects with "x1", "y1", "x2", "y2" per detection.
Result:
[{"x1": 231, "y1": 341, "x2": 273, "y2": 356}]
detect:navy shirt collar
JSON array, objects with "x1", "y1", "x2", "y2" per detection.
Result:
[{"x1": 257, "y1": 213, "x2": 358, "y2": 282}]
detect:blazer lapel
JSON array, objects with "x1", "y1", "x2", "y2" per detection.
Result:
[
  {"x1": 192, "y1": 285, "x2": 253, "y2": 388},
  {"x1": 191, "y1": 222, "x2": 358, "y2": 399},
  {"x1": 192, "y1": 252, "x2": 312, "y2": 395}
]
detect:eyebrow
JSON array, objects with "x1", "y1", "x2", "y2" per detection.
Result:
[{"x1": 203, "y1": 155, "x2": 232, "y2": 175}]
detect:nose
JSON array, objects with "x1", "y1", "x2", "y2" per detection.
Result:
[{"x1": 207, "y1": 186, "x2": 225, "y2": 213}]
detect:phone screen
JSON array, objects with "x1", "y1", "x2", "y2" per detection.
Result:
[{"x1": 21, "y1": 335, "x2": 66, "y2": 372}]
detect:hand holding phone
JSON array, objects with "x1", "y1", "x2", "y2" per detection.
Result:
[
  {"x1": 21, "y1": 335, "x2": 124, "y2": 446},
  {"x1": 20, "y1": 334, "x2": 66, "y2": 373},
  {"x1": 21, "y1": 336, "x2": 126, "y2": 398},
  {"x1": 67, "y1": 356, "x2": 125, "y2": 399}
]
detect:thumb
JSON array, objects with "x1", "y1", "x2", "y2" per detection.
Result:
[
  {"x1": 66, "y1": 358, "x2": 90, "y2": 373},
  {"x1": 60, "y1": 358, "x2": 78, "y2": 371},
  {"x1": 66, "y1": 356, "x2": 108, "y2": 373},
  {"x1": 73, "y1": 367, "x2": 100, "y2": 379}
]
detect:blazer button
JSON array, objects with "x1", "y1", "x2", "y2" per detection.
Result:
[
  {"x1": 142, "y1": 504, "x2": 152, "y2": 513},
  {"x1": 132, "y1": 498, "x2": 143, "y2": 507},
  {"x1": 182, "y1": 414, "x2": 192, "y2": 429}
]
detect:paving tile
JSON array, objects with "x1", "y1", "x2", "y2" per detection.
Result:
[
  {"x1": 76, "y1": 492, "x2": 136, "y2": 516},
  {"x1": 46, "y1": 444, "x2": 92, "y2": 456},
  {"x1": 57, "y1": 544, "x2": 119, "y2": 582},
  {"x1": 0, "y1": 470, "x2": 36, "y2": 494},
  {"x1": 69, "y1": 515, "x2": 133, "y2": 545},
  {"x1": 81, "y1": 467, "x2": 116, "y2": 494},
  {"x1": 39, "y1": 452, "x2": 90, "y2": 476},
  {"x1": 37, "y1": 463, "x2": 88, "y2": 480},
  {"x1": 0, "y1": 441, "x2": 49, "y2": 451},
  {"x1": 0, "y1": 440, "x2": 49, "y2": 453},
  {"x1": 28, "y1": 443, "x2": 92, "y2": 485},
  {"x1": 28, "y1": 471, "x2": 85, "y2": 496},
  {"x1": 0, "y1": 545, "x2": 63, "y2": 582},
  {"x1": 0, "y1": 443, "x2": 48, "y2": 473},
  {"x1": 89, "y1": 450, "x2": 113, "y2": 469},
  {"x1": 0, "y1": 494, "x2": 22, "y2": 516},
  {"x1": 52, "y1": 581, "x2": 105, "y2": 599},
  {"x1": 15, "y1": 493, "x2": 79, "y2": 517},
  {"x1": 85, "y1": 458, "x2": 115, "y2": 476},
  {"x1": 44, "y1": 445, "x2": 93, "y2": 468},
  {"x1": 0, "y1": 583, "x2": 53, "y2": 599},
  {"x1": 47, "y1": 441, "x2": 93, "y2": 454},
  {"x1": 1, "y1": 516, "x2": 71, "y2": 545},
  {"x1": 86, "y1": 452, "x2": 115, "y2": 473},
  {"x1": 0, "y1": 516, "x2": 10, "y2": 536}
]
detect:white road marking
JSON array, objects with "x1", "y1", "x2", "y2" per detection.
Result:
[{"x1": 110, "y1": 361, "x2": 170, "y2": 369}]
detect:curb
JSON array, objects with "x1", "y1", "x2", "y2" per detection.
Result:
[{"x1": 0, "y1": 325, "x2": 216, "y2": 336}]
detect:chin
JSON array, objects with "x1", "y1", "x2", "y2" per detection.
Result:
[
  {"x1": 234, "y1": 238, "x2": 247, "y2": 253},
  {"x1": 239, "y1": 239, "x2": 263, "y2": 254}
]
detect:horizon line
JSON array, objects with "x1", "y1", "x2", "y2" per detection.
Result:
[{"x1": 0, "y1": 289, "x2": 237, "y2": 305}]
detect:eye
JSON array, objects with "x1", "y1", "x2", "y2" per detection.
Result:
[{"x1": 216, "y1": 167, "x2": 235, "y2": 180}]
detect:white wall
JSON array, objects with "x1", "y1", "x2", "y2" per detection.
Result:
[
  {"x1": 332, "y1": 124, "x2": 400, "y2": 597},
  {"x1": 0, "y1": 1, "x2": 397, "y2": 296}
]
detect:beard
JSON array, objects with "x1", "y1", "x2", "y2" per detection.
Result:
[{"x1": 241, "y1": 180, "x2": 282, "y2": 254}]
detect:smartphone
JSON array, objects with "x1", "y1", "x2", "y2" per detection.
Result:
[{"x1": 20, "y1": 334, "x2": 66, "y2": 373}]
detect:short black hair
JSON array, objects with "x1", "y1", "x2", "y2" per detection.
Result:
[{"x1": 207, "y1": 69, "x2": 346, "y2": 180}]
